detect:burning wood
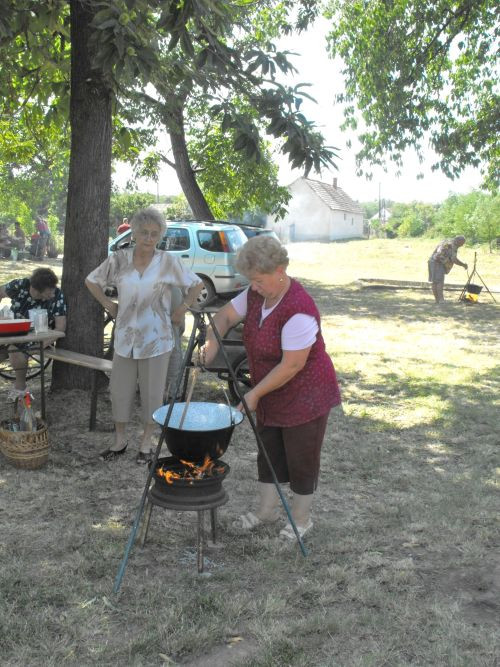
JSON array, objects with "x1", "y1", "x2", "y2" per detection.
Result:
[{"x1": 156, "y1": 454, "x2": 225, "y2": 484}]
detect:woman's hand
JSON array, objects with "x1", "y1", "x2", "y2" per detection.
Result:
[
  {"x1": 171, "y1": 305, "x2": 185, "y2": 325},
  {"x1": 106, "y1": 300, "x2": 118, "y2": 319},
  {"x1": 238, "y1": 389, "x2": 259, "y2": 413}
]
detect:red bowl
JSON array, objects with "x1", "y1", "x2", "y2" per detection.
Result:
[{"x1": 0, "y1": 319, "x2": 32, "y2": 336}]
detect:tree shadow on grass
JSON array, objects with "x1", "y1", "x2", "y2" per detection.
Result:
[
  {"x1": 338, "y1": 361, "x2": 499, "y2": 463},
  {"x1": 298, "y1": 278, "x2": 499, "y2": 342}
]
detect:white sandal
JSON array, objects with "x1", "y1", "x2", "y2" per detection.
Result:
[
  {"x1": 279, "y1": 520, "x2": 313, "y2": 541},
  {"x1": 232, "y1": 512, "x2": 263, "y2": 532}
]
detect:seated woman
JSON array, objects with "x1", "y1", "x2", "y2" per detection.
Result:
[
  {"x1": 86, "y1": 207, "x2": 203, "y2": 464},
  {"x1": 0, "y1": 268, "x2": 67, "y2": 391}
]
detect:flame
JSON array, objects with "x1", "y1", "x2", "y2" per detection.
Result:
[{"x1": 156, "y1": 454, "x2": 224, "y2": 484}]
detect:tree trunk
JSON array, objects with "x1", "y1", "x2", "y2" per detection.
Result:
[
  {"x1": 167, "y1": 106, "x2": 214, "y2": 220},
  {"x1": 51, "y1": 0, "x2": 113, "y2": 390}
]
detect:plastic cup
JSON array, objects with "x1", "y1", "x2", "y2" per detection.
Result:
[
  {"x1": 34, "y1": 310, "x2": 48, "y2": 333},
  {"x1": 28, "y1": 309, "x2": 38, "y2": 324}
]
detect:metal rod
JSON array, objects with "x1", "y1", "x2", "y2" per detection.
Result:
[
  {"x1": 39, "y1": 342, "x2": 46, "y2": 421},
  {"x1": 458, "y1": 252, "x2": 497, "y2": 303},
  {"x1": 473, "y1": 269, "x2": 497, "y2": 303},
  {"x1": 179, "y1": 366, "x2": 199, "y2": 429},
  {"x1": 197, "y1": 511, "x2": 204, "y2": 573},
  {"x1": 210, "y1": 508, "x2": 217, "y2": 543},
  {"x1": 138, "y1": 501, "x2": 153, "y2": 548},
  {"x1": 205, "y1": 311, "x2": 308, "y2": 557}
]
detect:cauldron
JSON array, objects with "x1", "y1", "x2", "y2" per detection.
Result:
[
  {"x1": 152, "y1": 402, "x2": 244, "y2": 463},
  {"x1": 466, "y1": 283, "x2": 482, "y2": 295}
]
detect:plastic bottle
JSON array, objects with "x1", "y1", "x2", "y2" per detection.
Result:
[{"x1": 19, "y1": 391, "x2": 36, "y2": 432}]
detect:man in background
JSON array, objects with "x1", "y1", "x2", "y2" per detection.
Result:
[
  {"x1": 428, "y1": 236, "x2": 468, "y2": 304},
  {"x1": 117, "y1": 217, "x2": 131, "y2": 234}
]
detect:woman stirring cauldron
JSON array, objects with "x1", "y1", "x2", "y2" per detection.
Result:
[
  {"x1": 200, "y1": 236, "x2": 341, "y2": 540},
  {"x1": 86, "y1": 208, "x2": 203, "y2": 464}
]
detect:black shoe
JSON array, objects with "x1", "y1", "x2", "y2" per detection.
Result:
[
  {"x1": 99, "y1": 443, "x2": 128, "y2": 461},
  {"x1": 135, "y1": 451, "x2": 151, "y2": 465}
]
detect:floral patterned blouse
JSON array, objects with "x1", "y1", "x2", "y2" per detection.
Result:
[
  {"x1": 4, "y1": 278, "x2": 67, "y2": 326},
  {"x1": 86, "y1": 248, "x2": 201, "y2": 359}
]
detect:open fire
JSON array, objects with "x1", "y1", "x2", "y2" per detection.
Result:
[{"x1": 156, "y1": 454, "x2": 226, "y2": 485}]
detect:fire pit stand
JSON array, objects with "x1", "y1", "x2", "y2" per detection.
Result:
[
  {"x1": 139, "y1": 495, "x2": 228, "y2": 573},
  {"x1": 138, "y1": 456, "x2": 230, "y2": 573}
]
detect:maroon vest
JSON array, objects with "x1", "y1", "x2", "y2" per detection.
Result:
[{"x1": 243, "y1": 279, "x2": 341, "y2": 427}]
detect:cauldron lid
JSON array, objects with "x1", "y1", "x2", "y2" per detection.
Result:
[{"x1": 152, "y1": 402, "x2": 244, "y2": 431}]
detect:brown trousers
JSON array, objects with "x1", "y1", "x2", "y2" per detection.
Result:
[{"x1": 256, "y1": 412, "x2": 330, "y2": 495}]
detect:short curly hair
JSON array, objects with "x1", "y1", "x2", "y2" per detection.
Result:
[
  {"x1": 130, "y1": 207, "x2": 167, "y2": 238},
  {"x1": 236, "y1": 236, "x2": 289, "y2": 275},
  {"x1": 30, "y1": 268, "x2": 58, "y2": 292}
]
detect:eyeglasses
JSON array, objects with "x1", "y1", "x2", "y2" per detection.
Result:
[{"x1": 137, "y1": 229, "x2": 161, "y2": 240}]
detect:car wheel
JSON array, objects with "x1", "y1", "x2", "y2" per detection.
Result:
[
  {"x1": 227, "y1": 352, "x2": 251, "y2": 404},
  {"x1": 197, "y1": 277, "x2": 216, "y2": 306}
]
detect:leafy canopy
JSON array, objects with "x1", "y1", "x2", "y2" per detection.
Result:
[{"x1": 326, "y1": 0, "x2": 500, "y2": 189}]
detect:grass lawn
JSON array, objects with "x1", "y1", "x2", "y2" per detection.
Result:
[{"x1": 0, "y1": 240, "x2": 499, "y2": 666}]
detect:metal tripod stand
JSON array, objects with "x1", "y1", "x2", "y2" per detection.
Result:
[
  {"x1": 113, "y1": 304, "x2": 307, "y2": 593},
  {"x1": 458, "y1": 252, "x2": 496, "y2": 303}
]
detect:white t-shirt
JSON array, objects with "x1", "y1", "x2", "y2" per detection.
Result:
[{"x1": 231, "y1": 287, "x2": 318, "y2": 350}]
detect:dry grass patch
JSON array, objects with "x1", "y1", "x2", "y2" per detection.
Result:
[{"x1": 0, "y1": 240, "x2": 499, "y2": 666}]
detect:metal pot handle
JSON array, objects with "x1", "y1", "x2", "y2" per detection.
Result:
[{"x1": 221, "y1": 388, "x2": 235, "y2": 427}]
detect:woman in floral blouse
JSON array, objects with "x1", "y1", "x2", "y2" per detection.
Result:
[{"x1": 86, "y1": 208, "x2": 203, "y2": 464}]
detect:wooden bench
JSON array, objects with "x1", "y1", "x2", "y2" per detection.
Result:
[{"x1": 45, "y1": 347, "x2": 113, "y2": 431}]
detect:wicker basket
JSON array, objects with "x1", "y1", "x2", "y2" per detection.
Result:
[{"x1": 0, "y1": 419, "x2": 49, "y2": 469}]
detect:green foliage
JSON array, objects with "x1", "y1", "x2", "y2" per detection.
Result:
[
  {"x1": 434, "y1": 191, "x2": 500, "y2": 244},
  {"x1": 161, "y1": 194, "x2": 192, "y2": 220},
  {"x1": 360, "y1": 201, "x2": 380, "y2": 220},
  {"x1": 388, "y1": 202, "x2": 438, "y2": 238},
  {"x1": 473, "y1": 194, "x2": 500, "y2": 248},
  {"x1": 0, "y1": 1, "x2": 158, "y2": 226},
  {"x1": 109, "y1": 191, "x2": 156, "y2": 229},
  {"x1": 0, "y1": 1, "x2": 337, "y2": 227},
  {"x1": 326, "y1": 0, "x2": 500, "y2": 190},
  {"x1": 187, "y1": 116, "x2": 291, "y2": 220},
  {"x1": 367, "y1": 192, "x2": 498, "y2": 243},
  {"x1": 0, "y1": 103, "x2": 70, "y2": 227}
]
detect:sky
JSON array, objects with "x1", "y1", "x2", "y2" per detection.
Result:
[{"x1": 113, "y1": 19, "x2": 484, "y2": 205}]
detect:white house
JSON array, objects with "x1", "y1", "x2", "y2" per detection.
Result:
[
  {"x1": 268, "y1": 177, "x2": 364, "y2": 242},
  {"x1": 369, "y1": 206, "x2": 392, "y2": 225}
]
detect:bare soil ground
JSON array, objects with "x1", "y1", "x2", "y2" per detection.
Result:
[{"x1": 0, "y1": 242, "x2": 499, "y2": 666}]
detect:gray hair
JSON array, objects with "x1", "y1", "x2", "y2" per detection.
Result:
[
  {"x1": 236, "y1": 236, "x2": 289, "y2": 275},
  {"x1": 452, "y1": 235, "x2": 466, "y2": 246},
  {"x1": 130, "y1": 207, "x2": 167, "y2": 237}
]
